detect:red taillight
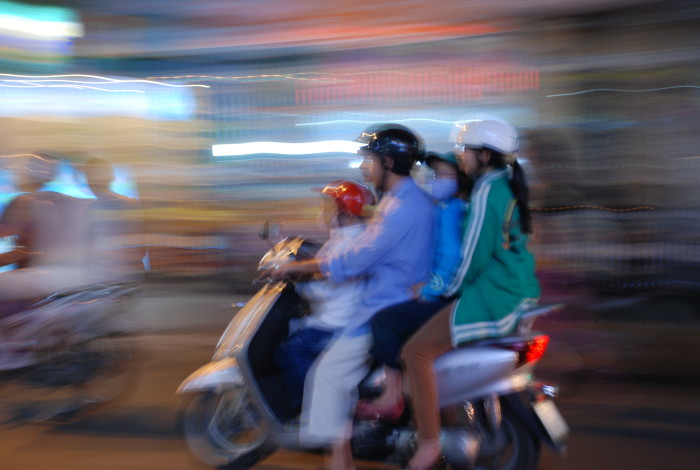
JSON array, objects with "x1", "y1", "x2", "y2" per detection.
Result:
[{"x1": 524, "y1": 335, "x2": 550, "y2": 364}]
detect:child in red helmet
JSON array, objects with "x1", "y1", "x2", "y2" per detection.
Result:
[{"x1": 274, "y1": 180, "x2": 374, "y2": 415}]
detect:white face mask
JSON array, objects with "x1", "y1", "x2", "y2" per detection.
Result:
[{"x1": 430, "y1": 177, "x2": 458, "y2": 201}]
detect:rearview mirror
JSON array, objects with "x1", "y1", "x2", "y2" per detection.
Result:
[{"x1": 259, "y1": 220, "x2": 281, "y2": 245}]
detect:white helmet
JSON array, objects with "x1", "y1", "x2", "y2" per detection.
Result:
[{"x1": 454, "y1": 119, "x2": 519, "y2": 155}]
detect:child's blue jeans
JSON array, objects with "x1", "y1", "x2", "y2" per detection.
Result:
[{"x1": 274, "y1": 326, "x2": 337, "y2": 414}]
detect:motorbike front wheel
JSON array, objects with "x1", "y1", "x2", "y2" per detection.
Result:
[
  {"x1": 475, "y1": 409, "x2": 540, "y2": 470},
  {"x1": 183, "y1": 389, "x2": 275, "y2": 470}
]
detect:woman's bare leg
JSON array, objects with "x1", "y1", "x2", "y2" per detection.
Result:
[{"x1": 401, "y1": 304, "x2": 454, "y2": 470}]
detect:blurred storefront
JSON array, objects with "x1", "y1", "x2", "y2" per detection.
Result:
[{"x1": 2, "y1": 0, "x2": 699, "y2": 302}]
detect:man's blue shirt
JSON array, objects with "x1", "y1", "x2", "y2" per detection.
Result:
[{"x1": 319, "y1": 177, "x2": 435, "y2": 335}]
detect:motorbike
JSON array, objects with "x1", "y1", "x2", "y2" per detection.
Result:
[
  {"x1": 178, "y1": 227, "x2": 569, "y2": 470},
  {"x1": 0, "y1": 282, "x2": 142, "y2": 423}
]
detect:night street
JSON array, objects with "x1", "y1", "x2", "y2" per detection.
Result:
[{"x1": 2, "y1": 282, "x2": 698, "y2": 470}]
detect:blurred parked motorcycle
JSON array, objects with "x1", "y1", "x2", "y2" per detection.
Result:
[{"x1": 0, "y1": 282, "x2": 142, "y2": 423}]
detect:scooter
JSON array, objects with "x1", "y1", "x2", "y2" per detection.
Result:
[
  {"x1": 178, "y1": 231, "x2": 568, "y2": 470},
  {"x1": 0, "y1": 282, "x2": 142, "y2": 422}
]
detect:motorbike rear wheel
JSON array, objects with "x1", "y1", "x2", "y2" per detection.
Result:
[
  {"x1": 183, "y1": 389, "x2": 275, "y2": 470},
  {"x1": 475, "y1": 409, "x2": 540, "y2": 470}
]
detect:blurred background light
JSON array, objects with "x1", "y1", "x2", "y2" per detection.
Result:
[
  {"x1": 0, "y1": 74, "x2": 198, "y2": 120},
  {"x1": 0, "y1": 0, "x2": 82, "y2": 71},
  {"x1": 0, "y1": 0, "x2": 698, "y2": 294},
  {"x1": 212, "y1": 141, "x2": 363, "y2": 157}
]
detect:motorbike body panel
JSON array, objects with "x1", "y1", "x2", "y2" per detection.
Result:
[
  {"x1": 435, "y1": 346, "x2": 519, "y2": 407},
  {"x1": 177, "y1": 358, "x2": 243, "y2": 393},
  {"x1": 214, "y1": 282, "x2": 286, "y2": 361}
]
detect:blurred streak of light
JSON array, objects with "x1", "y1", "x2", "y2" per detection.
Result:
[
  {"x1": 146, "y1": 71, "x2": 452, "y2": 83},
  {"x1": 206, "y1": 156, "x2": 357, "y2": 166},
  {"x1": 532, "y1": 206, "x2": 655, "y2": 212},
  {"x1": 1, "y1": 152, "x2": 53, "y2": 161},
  {"x1": 149, "y1": 74, "x2": 332, "y2": 83},
  {"x1": 0, "y1": 83, "x2": 145, "y2": 93},
  {"x1": 297, "y1": 118, "x2": 458, "y2": 126},
  {"x1": 0, "y1": 0, "x2": 83, "y2": 38},
  {"x1": 0, "y1": 13, "x2": 82, "y2": 38},
  {"x1": 0, "y1": 73, "x2": 210, "y2": 88},
  {"x1": 80, "y1": 21, "x2": 505, "y2": 57},
  {"x1": 294, "y1": 69, "x2": 540, "y2": 105},
  {"x1": 212, "y1": 141, "x2": 363, "y2": 157},
  {"x1": 0, "y1": 84, "x2": 196, "y2": 120},
  {"x1": 546, "y1": 85, "x2": 700, "y2": 98}
]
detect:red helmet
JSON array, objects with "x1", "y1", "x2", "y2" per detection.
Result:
[{"x1": 320, "y1": 180, "x2": 375, "y2": 217}]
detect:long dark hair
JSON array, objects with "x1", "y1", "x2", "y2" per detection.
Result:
[
  {"x1": 489, "y1": 151, "x2": 532, "y2": 234},
  {"x1": 456, "y1": 171, "x2": 474, "y2": 201}
]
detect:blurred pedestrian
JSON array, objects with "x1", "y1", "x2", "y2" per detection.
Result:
[
  {"x1": 0, "y1": 153, "x2": 91, "y2": 303},
  {"x1": 80, "y1": 156, "x2": 145, "y2": 282}
]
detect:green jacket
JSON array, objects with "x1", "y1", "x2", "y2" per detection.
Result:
[{"x1": 446, "y1": 169, "x2": 540, "y2": 345}]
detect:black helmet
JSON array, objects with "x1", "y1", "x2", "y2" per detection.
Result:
[{"x1": 358, "y1": 124, "x2": 425, "y2": 176}]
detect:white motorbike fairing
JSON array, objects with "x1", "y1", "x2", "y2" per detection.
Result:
[
  {"x1": 435, "y1": 347, "x2": 520, "y2": 407},
  {"x1": 214, "y1": 282, "x2": 287, "y2": 361},
  {"x1": 177, "y1": 282, "x2": 286, "y2": 394},
  {"x1": 177, "y1": 358, "x2": 243, "y2": 394}
]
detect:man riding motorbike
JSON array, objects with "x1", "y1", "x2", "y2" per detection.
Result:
[{"x1": 0, "y1": 153, "x2": 91, "y2": 305}]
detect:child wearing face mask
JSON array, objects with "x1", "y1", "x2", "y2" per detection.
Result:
[
  {"x1": 273, "y1": 180, "x2": 375, "y2": 416},
  {"x1": 420, "y1": 151, "x2": 472, "y2": 301},
  {"x1": 356, "y1": 151, "x2": 470, "y2": 421}
]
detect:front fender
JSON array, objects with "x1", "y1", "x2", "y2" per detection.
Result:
[{"x1": 177, "y1": 358, "x2": 243, "y2": 394}]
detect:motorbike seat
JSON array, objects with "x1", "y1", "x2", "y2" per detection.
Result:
[
  {"x1": 519, "y1": 303, "x2": 564, "y2": 320},
  {"x1": 456, "y1": 303, "x2": 564, "y2": 349}
]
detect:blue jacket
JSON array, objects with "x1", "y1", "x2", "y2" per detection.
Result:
[{"x1": 419, "y1": 197, "x2": 467, "y2": 302}]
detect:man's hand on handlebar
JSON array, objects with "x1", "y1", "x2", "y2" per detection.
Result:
[{"x1": 255, "y1": 260, "x2": 322, "y2": 284}]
